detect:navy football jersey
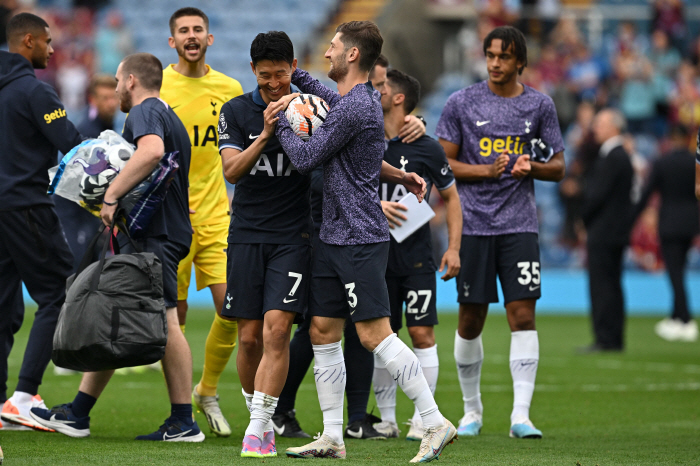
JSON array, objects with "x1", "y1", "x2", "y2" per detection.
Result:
[
  {"x1": 381, "y1": 135, "x2": 455, "y2": 276},
  {"x1": 122, "y1": 97, "x2": 192, "y2": 248},
  {"x1": 219, "y1": 88, "x2": 311, "y2": 244}
]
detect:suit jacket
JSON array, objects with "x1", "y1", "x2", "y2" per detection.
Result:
[
  {"x1": 582, "y1": 142, "x2": 634, "y2": 245},
  {"x1": 633, "y1": 149, "x2": 700, "y2": 240}
]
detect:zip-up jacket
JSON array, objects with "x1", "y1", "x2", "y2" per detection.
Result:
[{"x1": 0, "y1": 51, "x2": 82, "y2": 209}]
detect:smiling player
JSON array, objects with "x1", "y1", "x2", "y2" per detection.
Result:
[{"x1": 435, "y1": 26, "x2": 565, "y2": 439}]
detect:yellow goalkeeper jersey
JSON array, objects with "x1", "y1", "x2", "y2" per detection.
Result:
[{"x1": 161, "y1": 64, "x2": 243, "y2": 227}]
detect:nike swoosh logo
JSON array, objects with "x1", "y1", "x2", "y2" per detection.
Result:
[
  {"x1": 414, "y1": 314, "x2": 430, "y2": 320},
  {"x1": 529, "y1": 285, "x2": 540, "y2": 291},
  {"x1": 476, "y1": 121, "x2": 490, "y2": 126},
  {"x1": 350, "y1": 310, "x2": 356, "y2": 316},
  {"x1": 273, "y1": 423, "x2": 286, "y2": 435},
  {"x1": 520, "y1": 362, "x2": 536, "y2": 367},
  {"x1": 249, "y1": 133, "x2": 260, "y2": 139},
  {"x1": 49, "y1": 414, "x2": 75, "y2": 425},
  {"x1": 283, "y1": 297, "x2": 297, "y2": 303},
  {"x1": 163, "y1": 429, "x2": 192, "y2": 440},
  {"x1": 171, "y1": 105, "x2": 180, "y2": 110},
  {"x1": 346, "y1": 427, "x2": 363, "y2": 438}
]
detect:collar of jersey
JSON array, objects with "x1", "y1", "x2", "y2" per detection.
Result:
[{"x1": 253, "y1": 85, "x2": 302, "y2": 108}]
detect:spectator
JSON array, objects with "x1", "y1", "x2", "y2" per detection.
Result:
[
  {"x1": 566, "y1": 43, "x2": 607, "y2": 103},
  {"x1": 580, "y1": 109, "x2": 635, "y2": 352},
  {"x1": 651, "y1": 0, "x2": 687, "y2": 54},
  {"x1": 633, "y1": 125, "x2": 699, "y2": 342},
  {"x1": 614, "y1": 44, "x2": 655, "y2": 135},
  {"x1": 476, "y1": 0, "x2": 521, "y2": 27},
  {"x1": 94, "y1": 10, "x2": 132, "y2": 75}
]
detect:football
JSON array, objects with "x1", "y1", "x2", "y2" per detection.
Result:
[{"x1": 284, "y1": 94, "x2": 329, "y2": 141}]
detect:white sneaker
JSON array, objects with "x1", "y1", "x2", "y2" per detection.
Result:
[
  {"x1": 409, "y1": 418, "x2": 457, "y2": 463},
  {"x1": 405, "y1": 418, "x2": 424, "y2": 441},
  {"x1": 286, "y1": 433, "x2": 346, "y2": 459},
  {"x1": 655, "y1": 319, "x2": 699, "y2": 342},
  {"x1": 1, "y1": 394, "x2": 54, "y2": 432},
  {"x1": 0, "y1": 417, "x2": 30, "y2": 431},
  {"x1": 192, "y1": 385, "x2": 231, "y2": 437},
  {"x1": 373, "y1": 420, "x2": 400, "y2": 438},
  {"x1": 457, "y1": 411, "x2": 482, "y2": 436}
]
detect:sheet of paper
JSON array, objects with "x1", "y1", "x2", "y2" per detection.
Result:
[{"x1": 388, "y1": 193, "x2": 436, "y2": 244}]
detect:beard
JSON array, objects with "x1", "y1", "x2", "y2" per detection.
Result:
[
  {"x1": 177, "y1": 41, "x2": 208, "y2": 63},
  {"x1": 119, "y1": 89, "x2": 132, "y2": 113},
  {"x1": 327, "y1": 52, "x2": 349, "y2": 82}
]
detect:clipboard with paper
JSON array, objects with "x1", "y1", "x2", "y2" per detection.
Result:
[{"x1": 388, "y1": 193, "x2": 436, "y2": 243}]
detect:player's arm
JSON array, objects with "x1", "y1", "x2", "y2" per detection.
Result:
[
  {"x1": 440, "y1": 138, "x2": 508, "y2": 181},
  {"x1": 437, "y1": 183, "x2": 462, "y2": 281},
  {"x1": 101, "y1": 134, "x2": 164, "y2": 226},
  {"x1": 514, "y1": 151, "x2": 566, "y2": 181},
  {"x1": 267, "y1": 96, "x2": 356, "y2": 174},
  {"x1": 30, "y1": 83, "x2": 83, "y2": 153},
  {"x1": 380, "y1": 162, "x2": 427, "y2": 201},
  {"x1": 526, "y1": 98, "x2": 566, "y2": 182},
  {"x1": 291, "y1": 68, "x2": 340, "y2": 107},
  {"x1": 221, "y1": 134, "x2": 272, "y2": 184},
  {"x1": 398, "y1": 115, "x2": 426, "y2": 144}
]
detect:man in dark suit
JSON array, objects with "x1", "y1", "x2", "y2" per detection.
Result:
[
  {"x1": 580, "y1": 108, "x2": 634, "y2": 352},
  {"x1": 634, "y1": 125, "x2": 698, "y2": 342}
]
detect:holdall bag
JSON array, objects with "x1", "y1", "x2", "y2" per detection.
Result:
[{"x1": 52, "y1": 219, "x2": 168, "y2": 371}]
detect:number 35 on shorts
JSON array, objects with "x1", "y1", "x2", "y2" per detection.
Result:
[{"x1": 517, "y1": 261, "x2": 540, "y2": 290}]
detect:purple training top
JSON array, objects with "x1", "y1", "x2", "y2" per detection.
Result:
[
  {"x1": 435, "y1": 80, "x2": 564, "y2": 236},
  {"x1": 276, "y1": 68, "x2": 389, "y2": 246}
]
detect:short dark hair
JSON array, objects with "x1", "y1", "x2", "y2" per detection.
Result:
[
  {"x1": 336, "y1": 21, "x2": 383, "y2": 73},
  {"x1": 483, "y1": 25, "x2": 528, "y2": 75},
  {"x1": 250, "y1": 31, "x2": 294, "y2": 67},
  {"x1": 169, "y1": 7, "x2": 209, "y2": 35},
  {"x1": 369, "y1": 54, "x2": 389, "y2": 80},
  {"x1": 386, "y1": 69, "x2": 421, "y2": 114},
  {"x1": 120, "y1": 53, "x2": 163, "y2": 91},
  {"x1": 6, "y1": 12, "x2": 49, "y2": 44}
]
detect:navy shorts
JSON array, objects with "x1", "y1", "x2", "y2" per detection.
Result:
[
  {"x1": 223, "y1": 243, "x2": 311, "y2": 320},
  {"x1": 457, "y1": 233, "x2": 541, "y2": 305},
  {"x1": 386, "y1": 273, "x2": 438, "y2": 331},
  {"x1": 120, "y1": 236, "x2": 188, "y2": 309},
  {"x1": 310, "y1": 240, "x2": 391, "y2": 323}
]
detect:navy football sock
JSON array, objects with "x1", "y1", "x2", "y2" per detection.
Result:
[
  {"x1": 71, "y1": 391, "x2": 97, "y2": 418},
  {"x1": 171, "y1": 403, "x2": 193, "y2": 425},
  {"x1": 344, "y1": 322, "x2": 373, "y2": 424}
]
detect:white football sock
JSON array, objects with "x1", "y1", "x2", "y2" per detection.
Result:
[
  {"x1": 313, "y1": 341, "x2": 346, "y2": 444},
  {"x1": 454, "y1": 331, "x2": 484, "y2": 417},
  {"x1": 509, "y1": 330, "x2": 539, "y2": 425},
  {"x1": 10, "y1": 391, "x2": 33, "y2": 405},
  {"x1": 242, "y1": 388, "x2": 253, "y2": 412},
  {"x1": 411, "y1": 345, "x2": 439, "y2": 424},
  {"x1": 374, "y1": 334, "x2": 443, "y2": 429},
  {"x1": 244, "y1": 391, "x2": 278, "y2": 440},
  {"x1": 373, "y1": 353, "x2": 397, "y2": 423}
]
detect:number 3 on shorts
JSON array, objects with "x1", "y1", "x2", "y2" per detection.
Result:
[
  {"x1": 345, "y1": 282, "x2": 358, "y2": 308},
  {"x1": 516, "y1": 261, "x2": 540, "y2": 286}
]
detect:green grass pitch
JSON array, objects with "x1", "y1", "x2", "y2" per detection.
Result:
[{"x1": 2, "y1": 310, "x2": 699, "y2": 465}]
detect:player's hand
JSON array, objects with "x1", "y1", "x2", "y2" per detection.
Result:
[
  {"x1": 262, "y1": 103, "x2": 281, "y2": 138},
  {"x1": 400, "y1": 171, "x2": 427, "y2": 202},
  {"x1": 439, "y1": 248, "x2": 461, "y2": 281},
  {"x1": 276, "y1": 92, "x2": 300, "y2": 111},
  {"x1": 100, "y1": 200, "x2": 117, "y2": 227},
  {"x1": 511, "y1": 154, "x2": 531, "y2": 179},
  {"x1": 490, "y1": 151, "x2": 509, "y2": 178},
  {"x1": 381, "y1": 200, "x2": 408, "y2": 229},
  {"x1": 398, "y1": 115, "x2": 425, "y2": 144}
]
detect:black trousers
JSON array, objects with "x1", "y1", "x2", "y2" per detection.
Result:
[
  {"x1": 587, "y1": 241, "x2": 625, "y2": 349},
  {"x1": 660, "y1": 237, "x2": 694, "y2": 323},
  {"x1": 0, "y1": 206, "x2": 73, "y2": 400}
]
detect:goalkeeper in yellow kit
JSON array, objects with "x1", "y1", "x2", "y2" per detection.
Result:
[{"x1": 160, "y1": 7, "x2": 243, "y2": 437}]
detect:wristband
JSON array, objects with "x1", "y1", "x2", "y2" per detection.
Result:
[{"x1": 103, "y1": 199, "x2": 118, "y2": 206}]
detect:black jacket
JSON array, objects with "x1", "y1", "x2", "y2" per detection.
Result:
[
  {"x1": 0, "y1": 51, "x2": 82, "y2": 210},
  {"x1": 582, "y1": 143, "x2": 635, "y2": 245},
  {"x1": 633, "y1": 149, "x2": 699, "y2": 240}
]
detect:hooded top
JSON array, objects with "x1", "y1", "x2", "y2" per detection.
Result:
[{"x1": 0, "y1": 51, "x2": 82, "y2": 210}]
